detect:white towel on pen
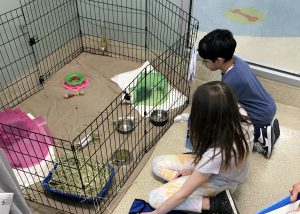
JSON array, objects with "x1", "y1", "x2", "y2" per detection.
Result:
[{"x1": 188, "y1": 44, "x2": 197, "y2": 81}]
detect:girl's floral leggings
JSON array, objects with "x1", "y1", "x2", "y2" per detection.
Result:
[{"x1": 149, "y1": 154, "x2": 237, "y2": 213}]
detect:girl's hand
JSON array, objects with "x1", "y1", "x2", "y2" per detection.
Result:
[{"x1": 174, "y1": 168, "x2": 194, "y2": 179}]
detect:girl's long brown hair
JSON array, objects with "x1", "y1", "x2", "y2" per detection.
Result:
[{"x1": 190, "y1": 81, "x2": 251, "y2": 170}]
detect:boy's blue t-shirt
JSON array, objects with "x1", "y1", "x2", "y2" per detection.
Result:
[{"x1": 221, "y1": 56, "x2": 276, "y2": 128}]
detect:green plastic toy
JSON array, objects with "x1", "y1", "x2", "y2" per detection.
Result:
[{"x1": 130, "y1": 72, "x2": 168, "y2": 106}]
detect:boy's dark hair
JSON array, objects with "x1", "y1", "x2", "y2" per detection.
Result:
[
  {"x1": 190, "y1": 81, "x2": 250, "y2": 170},
  {"x1": 198, "y1": 29, "x2": 236, "y2": 62}
]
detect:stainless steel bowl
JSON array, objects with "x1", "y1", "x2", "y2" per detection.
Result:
[
  {"x1": 116, "y1": 117, "x2": 135, "y2": 134},
  {"x1": 112, "y1": 149, "x2": 131, "y2": 166},
  {"x1": 150, "y1": 110, "x2": 168, "y2": 126}
]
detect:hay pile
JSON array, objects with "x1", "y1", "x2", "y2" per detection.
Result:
[{"x1": 48, "y1": 154, "x2": 111, "y2": 198}]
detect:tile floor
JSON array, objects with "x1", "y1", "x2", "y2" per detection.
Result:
[
  {"x1": 25, "y1": 30, "x2": 300, "y2": 214},
  {"x1": 111, "y1": 95, "x2": 300, "y2": 214},
  {"x1": 27, "y1": 75, "x2": 300, "y2": 214}
]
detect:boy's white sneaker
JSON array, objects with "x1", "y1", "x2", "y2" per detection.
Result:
[{"x1": 254, "y1": 125, "x2": 274, "y2": 158}]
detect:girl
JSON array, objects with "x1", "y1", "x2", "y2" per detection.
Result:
[{"x1": 141, "y1": 81, "x2": 254, "y2": 214}]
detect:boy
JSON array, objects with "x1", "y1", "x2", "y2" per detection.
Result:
[{"x1": 197, "y1": 29, "x2": 280, "y2": 158}]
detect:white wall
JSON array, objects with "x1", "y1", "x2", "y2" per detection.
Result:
[{"x1": 0, "y1": 0, "x2": 20, "y2": 14}]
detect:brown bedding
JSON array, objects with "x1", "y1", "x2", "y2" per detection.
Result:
[
  {"x1": 18, "y1": 53, "x2": 141, "y2": 141},
  {"x1": 15, "y1": 53, "x2": 165, "y2": 213}
]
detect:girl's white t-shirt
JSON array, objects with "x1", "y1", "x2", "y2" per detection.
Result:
[{"x1": 195, "y1": 108, "x2": 254, "y2": 187}]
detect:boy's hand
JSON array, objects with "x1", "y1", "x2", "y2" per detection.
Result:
[{"x1": 174, "y1": 169, "x2": 194, "y2": 179}]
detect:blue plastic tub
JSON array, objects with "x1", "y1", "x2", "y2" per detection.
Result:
[{"x1": 42, "y1": 162, "x2": 115, "y2": 204}]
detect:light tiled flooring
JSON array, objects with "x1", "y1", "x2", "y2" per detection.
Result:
[
  {"x1": 27, "y1": 77, "x2": 300, "y2": 214},
  {"x1": 112, "y1": 102, "x2": 300, "y2": 214},
  {"x1": 24, "y1": 44, "x2": 300, "y2": 214}
]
